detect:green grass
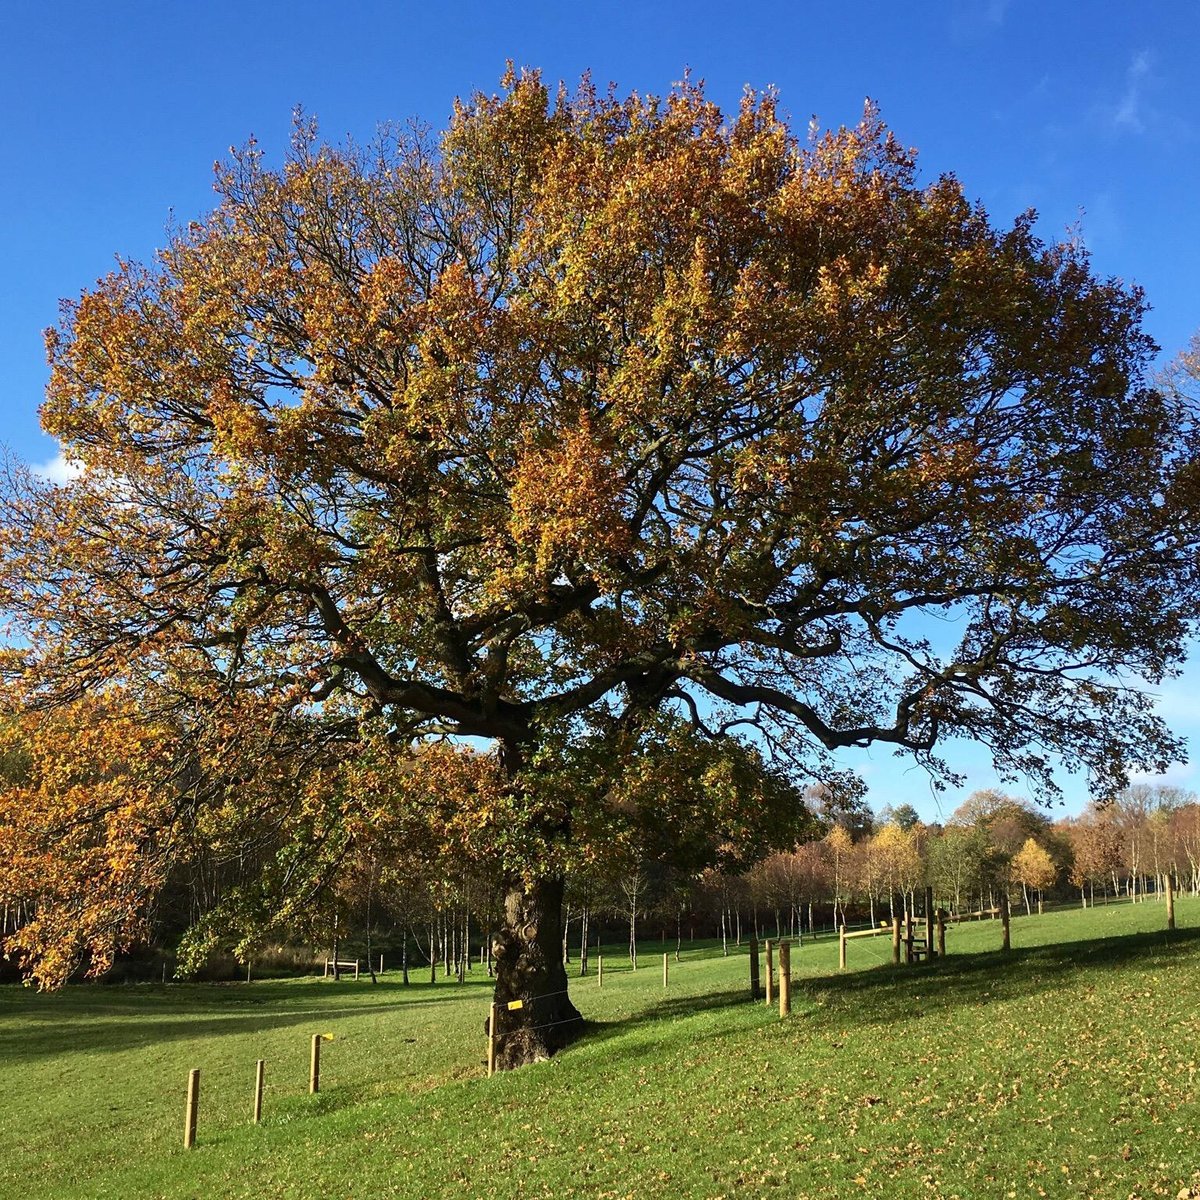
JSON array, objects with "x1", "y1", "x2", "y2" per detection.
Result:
[{"x1": 2, "y1": 899, "x2": 1199, "y2": 1199}]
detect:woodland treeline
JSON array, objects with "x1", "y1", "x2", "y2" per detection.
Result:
[{"x1": 5, "y1": 780, "x2": 1191, "y2": 984}]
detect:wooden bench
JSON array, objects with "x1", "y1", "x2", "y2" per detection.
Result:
[{"x1": 323, "y1": 958, "x2": 360, "y2": 979}]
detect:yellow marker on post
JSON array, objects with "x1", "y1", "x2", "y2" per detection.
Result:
[{"x1": 506, "y1": 999, "x2": 524, "y2": 1011}]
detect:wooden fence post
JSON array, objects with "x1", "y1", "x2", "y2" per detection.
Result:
[
  {"x1": 1167, "y1": 874, "x2": 1176, "y2": 931},
  {"x1": 764, "y1": 939, "x2": 774, "y2": 1006},
  {"x1": 778, "y1": 942, "x2": 791, "y2": 1017},
  {"x1": 936, "y1": 910, "x2": 946, "y2": 959},
  {"x1": 924, "y1": 886, "x2": 935, "y2": 960},
  {"x1": 663, "y1": 952, "x2": 669, "y2": 988},
  {"x1": 487, "y1": 1003, "x2": 498, "y2": 1077},
  {"x1": 1000, "y1": 891, "x2": 1011, "y2": 952},
  {"x1": 891, "y1": 916, "x2": 901, "y2": 966},
  {"x1": 309, "y1": 1034, "x2": 321, "y2": 1094},
  {"x1": 838, "y1": 925, "x2": 847, "y2": 971},
  {"x1": 253, "y1": 1059, "x2": 265, "y2": 1124},
  {"x1": 598, "y1": 954, "x2": 603, "y2": 987},
  {"x1": 904, "y1": 910, "x2": 914, "y2": 964},
  {"x1": 749, "y1": 936, "x2": 761, "y2": 1000},
  {"x1": 183, "y1": 1069, "x2": 200, "y2": 1149}
]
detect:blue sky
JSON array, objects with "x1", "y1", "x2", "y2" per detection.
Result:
[{"x1": 1, "y1": 2, "x2": 1198, "y2": 819}]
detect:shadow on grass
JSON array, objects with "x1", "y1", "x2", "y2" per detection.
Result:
[
  {"x1": 567, "y1": 925, "x2": 1200, "y2": 1062},
  {"x1": 799, "y1": 924, "x2": 1200, "y2": 1030},
  {"x1": 0, "y1": 977, "x2": 493, "y2": 1062},
  {"x1": 575, "y1": 988, "x2": 763, "y2": 1067}
]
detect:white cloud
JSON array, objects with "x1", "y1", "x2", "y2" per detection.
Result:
[
  {"x1": 31, "y1": 450, "x2": 84, "y2": 486},
  {"x1": 1146, "y1": 677, "x2": 1200, "y2": 727},
  {"x1": 1129, "y1": 761, "x2": 1195, "y2": 788},
  {"x1": 949, "y1": 0, "x2": 1009, "y2": 39},
  {"x1": 983, "y1": 0, "x2": 1010, "y2": 25},
  {"x1": 1113, "y1": 50, "x2": 1152, "y2": 133},
  {"x1": 1076, "y1": 190, "x2": 1123, "y2": 255}
]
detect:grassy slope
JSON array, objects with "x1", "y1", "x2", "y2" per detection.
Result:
[{"x1": 2, "y1": 900, "x2": 1198, "y2": 1200}]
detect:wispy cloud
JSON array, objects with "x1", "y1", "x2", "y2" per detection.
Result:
[
  {"x1": 1075, "y1": 191, "x2": 1123, "y2": 254},
  {"x1": 983, "y1": 0, "x2": 1010, "y2": 26},
  {"x1": 949, "y1": 0, "x2": 1009, "y2": 39},
  {"x1": 1146, "y1": 679, "x2": 1200, "y2": 727},
  {"x1": 31, "y1": 450, "x2": 83, "y2": 486},
  {"x1": 1129, "y1": 761, "x2": 1195, "y2": 788},
  {"x1": 1113, "y1": 50, "x2": 1152, "y2": 133}
]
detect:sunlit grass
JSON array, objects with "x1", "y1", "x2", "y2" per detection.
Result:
[{"x1": 2, "y1": 897, "x2": 1197, "y2": 1198}]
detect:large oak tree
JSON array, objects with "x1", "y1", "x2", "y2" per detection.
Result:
[{"x1": 3, "y1": 70, "x2": 1199, "y2": 1067}]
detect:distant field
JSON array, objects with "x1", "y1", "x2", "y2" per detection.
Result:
[{"x1": 2, "y1": 898, "x2": 1197, "y2": 1199}]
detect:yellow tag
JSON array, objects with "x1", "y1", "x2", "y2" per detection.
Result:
[
  {"x1": 506, "y1": 1000, "x2": 524, "y2": 1011},
  {"x1": 322, "y1": 1033, "x2": 335, "y2": 1041}
]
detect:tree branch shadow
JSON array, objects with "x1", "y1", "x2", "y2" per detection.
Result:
[
  {"x1": 799, "y1": 924, "x2": 1200, "y2": 1030},
  {"x1": 0, "y1": 977, "x2": 492, "y2": 1061}
]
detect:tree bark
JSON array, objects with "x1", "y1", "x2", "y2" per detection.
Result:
[{"x1": 489, "y1": 875, "x2": 584, "y2": 1070}]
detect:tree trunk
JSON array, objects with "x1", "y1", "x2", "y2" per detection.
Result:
[
  {"x1": 489, "y1": 876, "x2": 584, "y2": 1071},
  {"x1": 457, "y1": 910, "x2": 467, "y2": 983},
  {"x1": 365, "y1": 865, "x2": 378, "y2": 984}
]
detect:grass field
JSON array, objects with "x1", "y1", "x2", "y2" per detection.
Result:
[{"x1": 2, "y1": 899, "x2": 1198, "y2": 1199}]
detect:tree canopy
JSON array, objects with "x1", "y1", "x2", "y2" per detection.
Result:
[{"x1": 2, "y1": 68, "x2": 1198, "y2": 1063}]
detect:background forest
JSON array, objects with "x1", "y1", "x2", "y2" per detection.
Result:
[{"x1": 4, "y1": 771, "x2": 1188, "y2": 986}]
